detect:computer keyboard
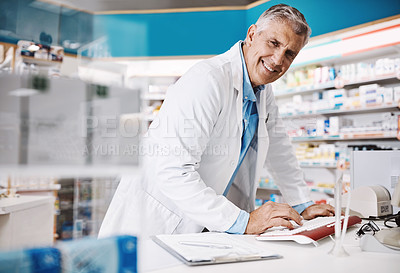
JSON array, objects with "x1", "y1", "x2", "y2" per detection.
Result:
[
  {"x1": 256, "y1": 215, "x2": 362, "y2": 245},
  {"x1": 263, "y1": 216, "x2": 341, "y2": 236}
]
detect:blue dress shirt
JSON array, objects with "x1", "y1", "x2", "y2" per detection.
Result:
[{"x1": 225, "y1": 43, "x2": 313, "y2": 234}]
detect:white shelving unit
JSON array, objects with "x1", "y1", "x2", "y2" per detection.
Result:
[
  {"x1": 290, "y1": 131, "x2": 398, "y2": 142},
  {"x1": 135, "y1": 75, "x2": 180, "y2": 125},
  {"x1": 281, "y1": 101, "x2": 400, "y2": 118},
  {"x1": 21, "y1": 56, "x2": 62, "y2": 67},
  {"x1": 122, "y1": 58, "x2": 204, "y2": 125},
  {"x1": 274, "y1": 73, "x2": 399, "y2": 97}
]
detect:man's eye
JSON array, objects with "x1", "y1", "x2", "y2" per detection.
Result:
[
  {"x1": 286, "y1": 52, "x2": 296, "y2": 59},
  {"x1": 270, "y1": 41, "x2": 279, "y2": 47}
]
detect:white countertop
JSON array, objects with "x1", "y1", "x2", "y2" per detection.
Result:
[{"x1": 139, "y1": 224, "x2": 399, "y2": 273}]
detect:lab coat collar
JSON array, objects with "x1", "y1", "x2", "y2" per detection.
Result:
[
  {"x1": 224, "y1": 41, "x2": 269, "y2": 134},
  {"x1": 227, "y1": 41, "x2": 244, "y2": 97},
  {"x1": 224, "y1": 41, "x2": 244, "y2": 134}
]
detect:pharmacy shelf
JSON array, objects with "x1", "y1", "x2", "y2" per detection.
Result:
[
  {"x1": 309, "y1": 186, "x2": 334, "y2": 195},
  {"x1": 0, "y1": 165, "x2": 142, "y2": 177},
  {"x1": 281, "y1": 102, "x2": 400, "y2": 118},
  {"x1": 298, "y1": 162, "x2": 337, "y2": 168},
  {"x1": 290, "y1": 130, "x2": 398, "y2": 142},
  {"x1": 143, "y1": 114, "x2": 157, "y2": 121},
  {"x1": 257, "y1": 185, "x2": 334, "y2": 195},
  {"x1": 16, "y1": 184, "x2": 61, "y2": 192},
  {"x1": 340, "y1": 73, "x2": 400, "y2": 89},
  {"x1": 257, "y1": 187, "x2": 280, "y2": 192},
  {"x1": 274, "y1": 73, "x2": 399, "y2": 98},
  {"x1": 141, "y1": 93, "x2": 166, "y2": 100},
  {"x1": 21, "y1": 56, "x2": 62, "y2": 67},
  {"x1": 274, "y1": 81, "x2": 335, "y2": 97}
]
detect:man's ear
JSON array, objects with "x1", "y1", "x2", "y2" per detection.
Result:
[{"x1": 245, "y1": 24, "x2": 257, "y2": 46}]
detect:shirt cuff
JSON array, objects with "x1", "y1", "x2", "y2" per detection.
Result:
[
  {"x1": 293, "y1": 201, "x2": 314, "y2": 215},
  {"x1": 225, "y1": 210, "x2": 250, "y2": 234}
]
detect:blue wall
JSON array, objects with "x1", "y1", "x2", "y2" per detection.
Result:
[
  {"x1": 247, "y1": 0, "x2": 400, "y2": 37},
  {"x1": 1, "y1": 0, "x2": 399, "y2": 57},
  {"x1": 97, "y1": 0, "x2": 400, "y2": 57},
  {"x1": 94, "y1": 10, "x2": 246, "y2": 57}
]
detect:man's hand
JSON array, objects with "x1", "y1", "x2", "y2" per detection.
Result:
[
  {"x1": 244, "y1": 201, "x2": 302, "y2": 234},
  {"x1": 301, "y1": 204, "x2": 335, "y2": 220}
]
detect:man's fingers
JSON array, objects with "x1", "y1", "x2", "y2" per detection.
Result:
[
  {"x1": 246, "y1": 202, "x2": 305, "y2": 234},
  {"x1": 319, "y1": 209, "x2": 334, "y2": 217},
  {"x1": 268, "y1": 205, "x2": 302, "y2": 225},
  {"x1": 267, "y1": 217, "x2": 295, "y2": 230},
  {"x1": 302, "y1": 204, "x2": 336, "y2": 219},
  {"x1": 318, "y1": 204, "x2": 335, "y2": 216}
]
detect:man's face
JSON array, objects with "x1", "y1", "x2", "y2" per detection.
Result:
[{"x1": 243, "y1": 20, "x2": 305, "y2": 87}]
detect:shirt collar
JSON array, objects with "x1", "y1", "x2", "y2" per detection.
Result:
[{"x1": 239, "y1": 41, "x2": 265, "y2": 102}]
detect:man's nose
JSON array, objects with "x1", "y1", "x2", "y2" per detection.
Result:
[{"x1": 272, "y1": 50, "x2": 285, "y2": 66}]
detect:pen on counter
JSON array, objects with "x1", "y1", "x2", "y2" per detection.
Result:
[{"x1": 179, "y1": 241, "x2": 233, "y2": 249}]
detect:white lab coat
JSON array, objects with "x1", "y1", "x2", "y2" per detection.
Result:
[{"x1": 98, "y1": 42, "x2": 311, "y2": 238}]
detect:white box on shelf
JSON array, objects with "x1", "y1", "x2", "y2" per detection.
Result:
[
  {"x1": 394, "y1": 86, "x2": 400, "y2": 102},
  {"x1": 329, "y1": 116, "x2": 340, "y2": 135},
  {"x1": 316, "y1": 118, "x2": 325, "y2": 136},
  {"x1": 381, "y1": 87, "x2": 394, "y2": 104}
]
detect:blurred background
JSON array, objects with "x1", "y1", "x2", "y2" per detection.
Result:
[{"x1": 0, "y1": 0, "x2": 399, "y2": 248}]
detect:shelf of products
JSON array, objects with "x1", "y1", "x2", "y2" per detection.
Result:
[
  {"x1": 279, "y1": 85, "x2": 400, "y2": 118},
  {"x1": 21, "y1": 56, "x2": 62, "y2": 67},
  {"x1": 278, "y1": 63, "x2": 400, "y2": 142},
  {"x1": 256, "y1": 177, "x2": 337, "y2": 207},
  {"x1": 309, "y1": 186, "x2": 334, "y2": 195},
  {"x1": 126, "y1": 59, "x2": 203, "y2": 126},
  {"x1": 55, "y1": 177, "x2": 120, "y2": 240},
  {"x1": 290, "y1": 131, "x2": 398, "y2": 142},
  {"x1": 14, "y1": 40, "x2": 64, "y2": 77},
  {"x1": 15, "y1": 184, "x2": 61, "y2": 192},
  {"x1": 281, "y1": 102, "x2": 400, "y2": 118},
  {"x1": 274, "y1": 72, "x2": 399, "y2": 97},
  {"x1": 298, "y1": 162, "x2": 337, "y2": 168}
]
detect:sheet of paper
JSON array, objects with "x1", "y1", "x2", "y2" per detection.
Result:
[
  {"x1": 155, "y1": 232, "x2": 280, "y2": 262},
  {"x1": 139, "y1": 238, "x2": 183, "y2": 272}
]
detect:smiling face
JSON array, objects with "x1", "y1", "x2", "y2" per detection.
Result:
[{"x1": 242, "y1": 20, "x2": 306, "y2": 87}]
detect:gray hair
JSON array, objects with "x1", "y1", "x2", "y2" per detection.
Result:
[{"x1": 255, "y1": 4, "x2": 311, "y2": 45}]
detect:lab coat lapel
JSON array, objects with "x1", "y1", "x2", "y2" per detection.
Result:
[
  {"x1": 254, "y1": 88, "x2": 270, "y2": 183},
  {"x1": 229, "y1": 42, "x2": 244, "y2": 137},
  {"x1": 229, "y1": 41, "x2": 268, "y2": 186},
  {"x1": 235, "y1": 87, "x2": 243, "y2": 135}
]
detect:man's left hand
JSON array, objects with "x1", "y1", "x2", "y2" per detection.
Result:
[{"x1": 301, "y1": 204, "x2": 335, "y2": 220}]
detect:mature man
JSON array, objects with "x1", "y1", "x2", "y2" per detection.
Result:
[{"x1": 99, "y1": 4, "x2": 335, "y2": 238}]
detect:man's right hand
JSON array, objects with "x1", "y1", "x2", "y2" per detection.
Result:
[{"x1": 244, "y1": 201, "x2": 303, "y2": 234}]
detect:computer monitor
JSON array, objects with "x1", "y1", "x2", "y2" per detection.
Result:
[{"x1": 351, "y1": 150, "x2": 400, "y2": 214}]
